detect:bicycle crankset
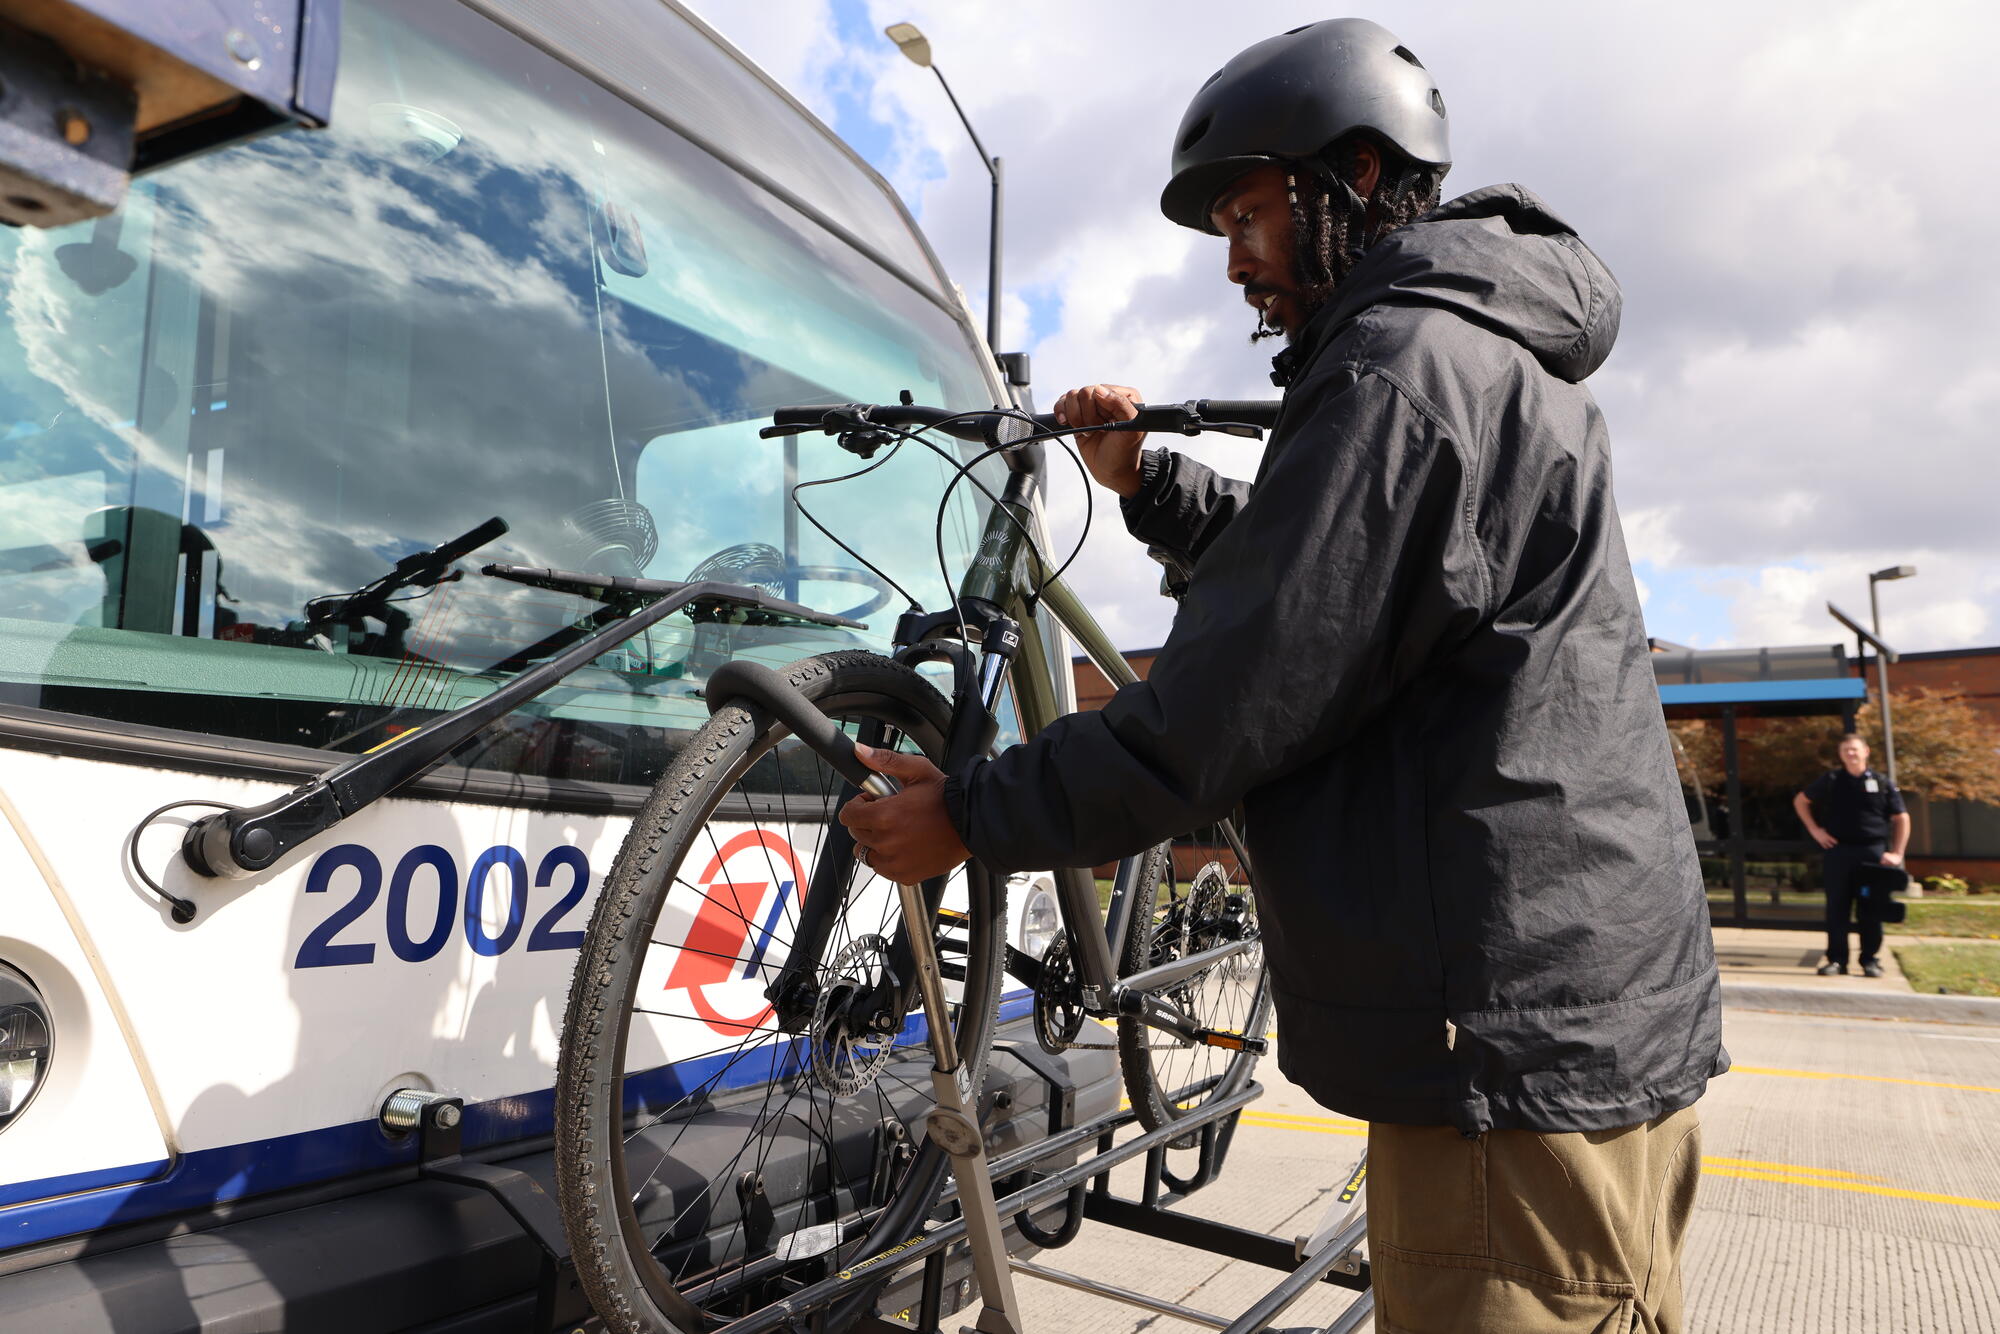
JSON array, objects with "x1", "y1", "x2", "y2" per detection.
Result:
[{"x1": 1034, "y1": 934, "x2": 1104, "y2": 1053}]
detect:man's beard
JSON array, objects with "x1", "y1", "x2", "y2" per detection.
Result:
[{"x1": 1245, "y1": 285, "x2": 1287, "y2": 343}]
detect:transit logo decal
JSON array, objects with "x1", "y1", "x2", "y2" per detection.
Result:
[{"x1": 666, "y1": 829, "x2": 810, "y2": 1037}]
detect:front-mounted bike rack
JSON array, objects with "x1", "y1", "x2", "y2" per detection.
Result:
[{"x1": 699, "y1": 1067, "x2": 1373, "y2": 1334}]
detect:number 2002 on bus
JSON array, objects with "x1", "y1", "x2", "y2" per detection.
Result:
[{"x1": 294, "y1": 842, "x2": 595, "y2": 968}]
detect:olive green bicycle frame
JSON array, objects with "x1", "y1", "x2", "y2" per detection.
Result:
[{"x1": 954, "y1": 483, "x2": 1253, "y2": 1017}]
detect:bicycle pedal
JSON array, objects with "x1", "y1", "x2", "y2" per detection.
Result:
[{"x1": 1192, "y1": 1027, "x2": 1268, "y2": 1055}]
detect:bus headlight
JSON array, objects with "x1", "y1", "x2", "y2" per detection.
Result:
[
  {"x1": 1018, "y1": 882, "x2": 1059, "y2": 960},
  {"x1": 0, "y1": 963, "x2": 52, "y2": 1131}
]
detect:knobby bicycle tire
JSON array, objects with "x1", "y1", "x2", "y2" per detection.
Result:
[
  {"x1": 555, "y1": 651, "x2": 1004, "y2": 1334},
  {"x1": 1117, "y1": 831, "x2": 1271, "y2": 1148}
]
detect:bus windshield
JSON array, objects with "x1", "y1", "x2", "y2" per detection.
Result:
[{"x1": 0, "y1": 0, "x2": 1005, "y2": 790}]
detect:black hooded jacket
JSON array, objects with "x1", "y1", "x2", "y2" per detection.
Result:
[{"x1": 945, "y1": 184, "x2": 1727, "y2": 1135}]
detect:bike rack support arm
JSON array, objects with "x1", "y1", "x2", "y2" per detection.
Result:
[
  {"x1": 704, "y1": 659, "x2": 898, "y2": 797},
  {"x1": 410, "y1": 1099, "x2": 593, "y2": 1328},
  {"x1": 180, "y1": 578, "x2": 856, "y2": 881}
]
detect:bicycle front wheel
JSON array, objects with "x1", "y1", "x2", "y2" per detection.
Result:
[
  {"x1": 1117, "y1": 824, "x2": 1270, "y2": 1144},
  {"x1": 555, "y1": 651, "x2": 1003, "y2": 1334}
]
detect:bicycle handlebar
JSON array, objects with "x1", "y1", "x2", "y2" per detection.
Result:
[{"x1": 764, "y1": 398, "x2": 1279, "y2": 445}]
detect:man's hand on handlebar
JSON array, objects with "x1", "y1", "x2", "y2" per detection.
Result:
[{"x1": 1054, "y1": 384, "x2": 1148, "y2": 498}]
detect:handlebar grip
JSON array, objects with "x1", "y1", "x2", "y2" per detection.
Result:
[
  {"x1": 771, "y1": 404, "x2": 855, "y2": 427},
  {"x1": 1045, "y1": 404, "x2": 1192, "y2": 434},
  {"x1": 443, "y1": 516, "x2": 510, "y2": 558},
  {"x1": 392, "y1": 515, "x2": 510, "y2": 585}
]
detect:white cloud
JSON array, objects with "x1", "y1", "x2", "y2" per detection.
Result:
[{"x1": 692, "y1": 0, "x2": 2000, "y2": 654}]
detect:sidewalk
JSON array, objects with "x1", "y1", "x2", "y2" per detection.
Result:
[
  {"x1": 1712, "y1": 926, "x2": 1911, "y2": 990},
  {"x1": 1716, "y1": 925, "x2": 2000, "y2": 1026}
]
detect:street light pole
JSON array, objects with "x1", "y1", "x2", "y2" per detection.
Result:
[
  {"x1": 1868, "y1": 564, "x2": 1917, "y2": 638},
  {"x1": 1828, "y1": 601, "x2": 1902, "y2": 787},
  {"x1": 886, "y1": 22, "x2": 1004, "y2": 355},
  {"x1": 1863, "y1": 566, "x2": 1915, "y2": 783}
]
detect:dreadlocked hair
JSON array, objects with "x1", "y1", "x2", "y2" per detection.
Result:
[{"x1": 1290, "y1": 135, "x2": 1447, "y2": 318}]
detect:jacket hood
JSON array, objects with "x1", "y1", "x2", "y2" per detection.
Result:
[{"x1": 1317, "y1": 184, "x2": 1621, "y2": 384}]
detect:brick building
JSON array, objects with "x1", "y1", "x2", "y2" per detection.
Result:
[
  {"x1": 1071, "y1": 643, "x2": 2000, "y2": 886},
  {"x1": 1870, "y1": 645, "x2": 2000, "y2": 882}
]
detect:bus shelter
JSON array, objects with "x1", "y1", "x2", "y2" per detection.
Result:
[{"x1": 1652, "y1": 644, "x2": 1868, "y2": 929}]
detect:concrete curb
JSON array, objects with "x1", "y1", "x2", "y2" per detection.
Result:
[{"x1": 1722, "y1": 981, "x2": 2000, "y2": 1027}]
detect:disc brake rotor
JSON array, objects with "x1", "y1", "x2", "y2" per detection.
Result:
[{"x1": 809, "y1": 935, "x2": 898, "y2": 1096}]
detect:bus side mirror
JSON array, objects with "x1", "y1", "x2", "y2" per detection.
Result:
[{"x1": 0, "y1": 0, "x2": 340, "y2": 227}]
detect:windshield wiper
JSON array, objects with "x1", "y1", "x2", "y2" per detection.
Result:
[{"x1": 178, "y1": 565, "x2": 861, "y2": 887}]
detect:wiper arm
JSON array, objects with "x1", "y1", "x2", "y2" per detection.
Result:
[{"x1": 179, "y1": 567, "x2": 862, "y2": 885}]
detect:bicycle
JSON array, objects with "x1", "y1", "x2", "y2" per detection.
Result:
[{"x1": 553, "y1": 397, "x2": 1278, "y2": 1333}]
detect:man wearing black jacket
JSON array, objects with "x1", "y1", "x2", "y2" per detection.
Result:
[
  {"x1": 1797, "y1": 734, "x2": 1910, "y2": 977},
  {"x1": 842, "y1": 20, "x2": 1724, "y2": 1332}
]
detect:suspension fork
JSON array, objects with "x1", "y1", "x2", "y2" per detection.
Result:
[
  {"x1": 752, "y1": 612, "x2": 1025, "y2": 1032},
  {"x1": 764, "y1": 715, "x2": 894, "y2": 1031},
  {"x1": 869, "y1": 610, "x2": 1025, "y2": 1018}
]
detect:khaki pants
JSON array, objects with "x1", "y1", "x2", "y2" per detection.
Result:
[{"x1": 1367, "y1": 1104, "x2": 1701, "y2": 1334}]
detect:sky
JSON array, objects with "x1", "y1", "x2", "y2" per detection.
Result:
[{"x1": 688, "y1": 0, "x2": 1999, "y2": 656}]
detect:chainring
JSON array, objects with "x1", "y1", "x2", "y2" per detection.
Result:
[
  {"x1": 809, "y1": 935, "x2": 898, "y2": 1096},
  {"x1": 1033, "y1": 933, "x2": 1093, "y2": 1054}
]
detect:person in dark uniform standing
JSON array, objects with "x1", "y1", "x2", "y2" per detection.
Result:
[{"x1": 1795, "y1": 734, "x2": 1910, "y2": 977}]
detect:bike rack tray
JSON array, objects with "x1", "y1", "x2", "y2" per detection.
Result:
[{"x1": 705, "y1": 1078, "x2": 1371, "y2": 1334}]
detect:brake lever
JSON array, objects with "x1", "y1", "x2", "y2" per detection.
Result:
[{"x1": 758, "y1": 423, "x2": 815, "y2": 439}]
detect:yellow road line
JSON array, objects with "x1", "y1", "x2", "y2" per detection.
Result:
[
  {"x1": 1233, "y1": 1110, "x2": 2000, "y2": 1204},
  {"x1": 1703, "y1": 1167, "x2": 2000, "y2": 1212},
  {"x1": 1240, "y1": 1111, "x2": 1366, "y2": 1138},
  {"x1": 1237, "y1": 1112, "x2": 1886, "y2": 1182},
  {"x1": 1701, "y1": 1156, "x2": 1884, "y2": 1182},
  {"x1": 1242, "y1": 1107, "x2": 1368, "y2": 1129},
  {"x1": 1732, "y1": 1064, "x2": 2000, "y2": 1096}
]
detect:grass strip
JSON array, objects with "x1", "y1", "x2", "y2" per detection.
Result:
[
  {"x1": 1888, "y1": 899, "x2": 2000, "y2": 939},
  {"x1": 1893, "y1": 941, "x2": 2000, "y2": 997}
]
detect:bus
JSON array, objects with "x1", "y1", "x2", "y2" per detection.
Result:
[{"x1": 0, "y1": 1, "x2": 1105, "y2": 1326}]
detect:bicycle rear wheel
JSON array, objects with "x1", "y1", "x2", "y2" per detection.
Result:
[
  {"x1": 1117, "y1": 824, "x2": 1270, "y2": 1144},
  {"x1": 555, "y1": 651, "x2": 1003, "y2": 1334}
]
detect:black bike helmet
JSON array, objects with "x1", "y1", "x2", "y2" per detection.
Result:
[{"x1": 1161, "y1": 19, "x2": 1451, "y2": 234}]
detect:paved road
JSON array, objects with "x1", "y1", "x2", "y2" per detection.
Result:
[{"x1": 987, "y1": 999, "x2": 2000, "y2": 1332}]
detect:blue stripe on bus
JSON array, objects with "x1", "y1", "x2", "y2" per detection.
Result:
[
  {"x1": 0, "y1": 1159, "x2": 173, "y2": 1208},
  {"x1": 1, "y1": 989, "x2": 1034, "y2": 1250}
]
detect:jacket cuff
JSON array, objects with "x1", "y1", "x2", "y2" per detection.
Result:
[
  {"x1": 1119, "y1": 449, "x2": 1174, "y2": 529},
  {"x1": 942, "y1": 765, "x2": 977, "y2": 848}
]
